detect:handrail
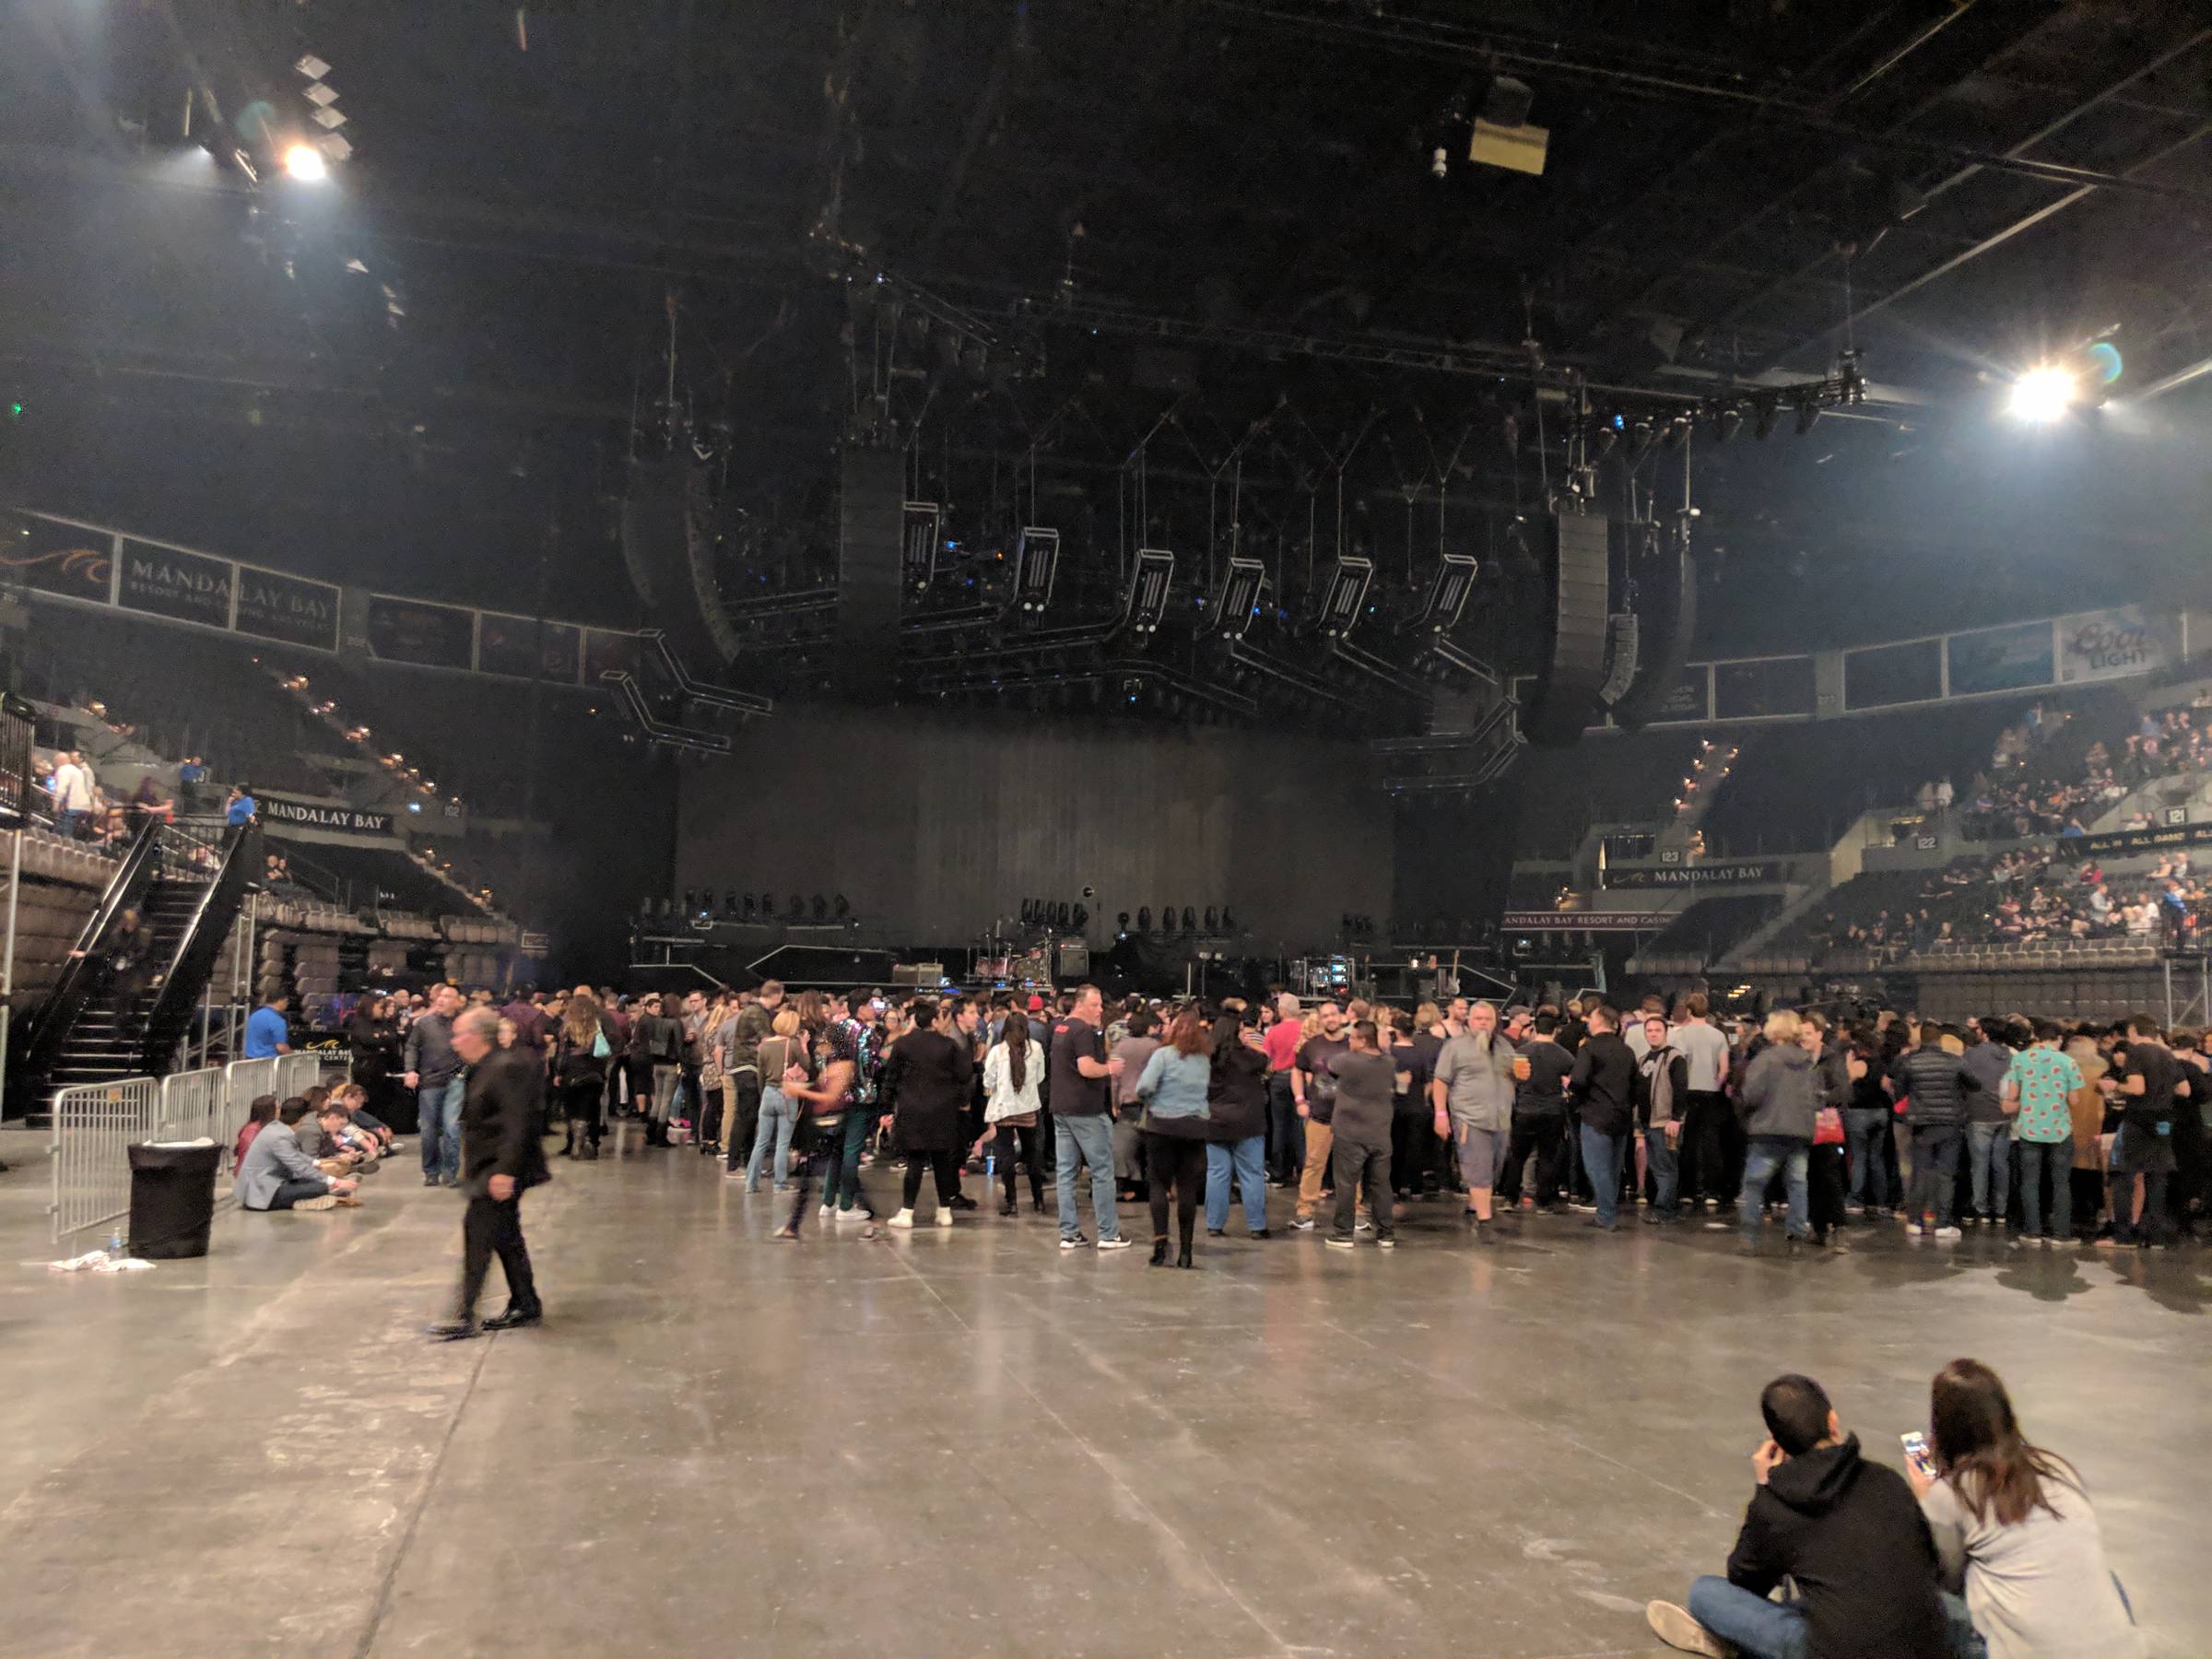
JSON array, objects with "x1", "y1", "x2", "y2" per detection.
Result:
[
  {"x1": 14, "y1": 817, "x2": 164, "y2": 1094},
  {"x1": 135, "y1": 821, "x2": 259, "y2": 1074}
]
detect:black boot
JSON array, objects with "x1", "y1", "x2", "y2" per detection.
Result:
[
  {"x1": 1177, "y1": 1241, "x2": 1194, "y2": 1269},
  {"x1": 1148, "y1": 1237, "x2": 1171, "y2": 1266}
]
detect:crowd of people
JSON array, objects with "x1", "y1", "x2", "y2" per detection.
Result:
[{"x1": 1961, "y1": 695, "x2": 2212, "y2": 841}]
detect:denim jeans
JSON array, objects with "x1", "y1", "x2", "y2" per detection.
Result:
[
  {"x1": 2015, "y1": 1137, "x2": 2073, "y2": 1239},
  {"x1": 1644, "y1": 1125, "x2": 1680, "y2": 1214},
  {"x1": 1738, "y1": 1136, "x2": 1810, "y2": 1243},
  {"x1": 1266, "y1": 1074, "x2": 1302, "y2": 1182},
  {"x1": 418, "y1": 1077, "x2": 465, "y2": 1181},
  {"x1": 1206, "y1": 1135, "x2": 1269, "y2": 1235},
  {"x1": 1054, "y1": 1112, "x2": 1121, "y2": 1241},
  {"x1": 746, "y1": 1086, "x2": 797, "y2": 1189},
  {"x1": 1846, "y1": 1105, "x2": 1893, "y2": 1208},
  {"x1": 1910, "y1": 1124, "x2": 1964, "y2": 1227},
  {"x1": 54, "y1": 808, "x2": 84, "y2": 840},
  {"x1": 263, "y1": 1176, "x2": 330, "y2": 1211},
  {"x1": 821, "y1": 1107, "x2": 872, "y2": 1214},
  {"x1": 1966, "y1": 1121, "x2": 2011, "y2": 1218},
  {"x1": 1578, "y1": 1124, "x2": 1628, "y2": 1226},
  {"x1": 1686, "y1": 1576, "x2": 1983, "y2": 1659}
]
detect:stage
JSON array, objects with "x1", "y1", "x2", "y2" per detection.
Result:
[{"x1": 1, "y1": 1126, "x2": 2201, "y2": 1656}]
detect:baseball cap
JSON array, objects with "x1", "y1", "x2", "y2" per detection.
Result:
[{"x1": 1027, "y1": 994, "x2": 1044, "y2": 1011}]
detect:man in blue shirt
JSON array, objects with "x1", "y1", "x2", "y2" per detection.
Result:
[
  {"x1": 226, "y1": 784, "x2": 258, "y2": 827},
  {"x1": 244, "y1": 993, "x2": 292, "y2": 1058}
]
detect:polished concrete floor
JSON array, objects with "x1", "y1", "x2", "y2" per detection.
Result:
[{"x1": 1, "y1": 1123, "x2": 2204, "y2": 1657}]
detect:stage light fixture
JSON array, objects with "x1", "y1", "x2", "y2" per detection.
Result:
[
  {"x1": 2006, "y1": 366, "x2": 2077, "y2": 422},
  {"x1": 283, "y1": 143, "x2": 327, "y2": 182},
  {"x1": 1753, "y1": 398, "x2": 1778, "y2": 441},
  {"x1": 1712, "y1": 404, "x2": 1743, "y2": 442},
  {"x1": 1590, "y1": 420, "x2": 1618, "y2": 462},
  {"x1": 1794, "y1": 398, "x2": 1820, "y2": 436},
  {"x1": 1627, "y1": 415, "x2": 1654, "y2": 457},
  {"x1": 1661, "y1": 415, "x2": 1691, "y2": 451}
]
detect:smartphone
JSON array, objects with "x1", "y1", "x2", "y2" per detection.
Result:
[{"x1": 1900, "y1": 1431, "x2": 1934, "y2": 1477}]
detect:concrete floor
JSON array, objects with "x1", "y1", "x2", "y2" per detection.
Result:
[{"x1": 1, "y1": 1123, "x2": 2204, "y2": 1658}]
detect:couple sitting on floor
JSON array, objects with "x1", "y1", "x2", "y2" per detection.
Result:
[
  {"x1": 1648, "y1": 1359, "x2": 2140, "y2": 1659},
  {"x1": 233, "y1": 1084, "x2": 393, "y2": 1212}
]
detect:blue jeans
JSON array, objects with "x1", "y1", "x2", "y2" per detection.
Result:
[
  {"x1": 1579, "y1": 1124, "x2": 1627, "y2": 1226},
  {"x1": 1206, "y1": 1135, "x2": 1269, "y2": 1235},
  {"x1": 2016, "y1": 1138, "x2": 2073, "y2": 1239},
  {"x1": 1645, "y1": 1126, "x2": 1680, "y2": 1214},
  {"x1": 1266, "y1": 1074, "x2": 1301, "y2": 1182},
  {"x1": 418, "y1": 1077, "x2": 465, "y2": 1181},
  {"x1": 821, "y1": 1108, "x2": 873, "y2": 1214},
  {"x1": 1846, "y1": 1106, "x2": 1893, "y2": 1208},
  {"x1": 1966, "y1": 1121, "x2": 2011, "y2": 1218},
  {"x1": 1910, "y1": 1124, "x2": 1964, "y2": 1227},
  {"x1": 1739, "y1": 1136, "x2": 1810, "y2": 1243},
  {"x1": 54, "y1": 808, "x2": 84, "y2": 839},
  {"x1": 1054, "y1": 1112, "x2": 1120, "y2": 1241},
  {"x1": 1687, "y1": 1577, "x2": 1983, "y2": 1659},
  {"x1": 746, "y1": 1087, "x2": 796, "y2": 1189}
]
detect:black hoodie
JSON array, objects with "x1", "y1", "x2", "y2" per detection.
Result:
[{"x1": 1724, "y1": 1433, "x2": 1951, "y2": 1659}]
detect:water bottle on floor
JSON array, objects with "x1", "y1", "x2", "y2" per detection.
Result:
[{"x1": 108, "y1": 1228, "x2": 124, "y2": 1259}]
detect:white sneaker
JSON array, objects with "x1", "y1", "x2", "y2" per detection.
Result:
[
  {"x1": 935, "y1": 1208, "x2": 954, "y2": 1228},
  {"x1": 1645, "y1": 1599, "x2": 1728, "y2": 1657},
  {"x1": 1060, "y1": 1233, "x2": 1090, "y2": 1250},
  {"x1": 1095, "y1": 1236, "x2": 1133, "y2": 1251},
  {"x1": 1354, "y1": 1218, "x2": 1374, "y2": 1232},
  {"x1": 1934, "y1": 1226, "x2": 1962, "y2": 1241},
  {"x1": 818, "y1": 1204, "x2": 833, "y2": 1218},
  {"x1": 888, "y1": 1209, "x2": 915, "y2": 1230},
  {"x1": 1905, "y1": 1222, "x2": 1924, "y2": 1236}
]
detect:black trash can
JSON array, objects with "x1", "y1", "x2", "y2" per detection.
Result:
[{"x1": 126, "y1": 1141, "x2": 224, "y2": 1259}]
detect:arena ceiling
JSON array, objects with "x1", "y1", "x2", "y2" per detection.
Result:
[{"x1": 0, "y1": 1, "x2": 2206, "y2": 659}]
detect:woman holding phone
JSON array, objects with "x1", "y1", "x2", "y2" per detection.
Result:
[{"x1": 1908, "y1": 1357, "x2": 2141, "y2": 1658}]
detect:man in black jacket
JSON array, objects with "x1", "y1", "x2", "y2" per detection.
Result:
[
  {"x1": 1647, "y1": 1372, "x2": 1961, "y2": 1659},
  {"x1": 1888, "y1": 1023, "x2": 1973, "y2": 1238},
  {"x1": 429, "y1": 1009, "x2": 548, "y2": 1341},
  {"x1": 1567, "y1": 1005, "x2": 1637, "y2": 1230}
]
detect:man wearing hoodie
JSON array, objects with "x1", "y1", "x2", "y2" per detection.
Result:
[
  {"x1": 1735, "y1": 1009, "x2": 1818, "y2": 1257},
  {"x1": 1646, "y1": 1372, "x2": 1959, "y2": 1659}
]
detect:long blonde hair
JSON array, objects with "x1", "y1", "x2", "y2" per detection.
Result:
[{"x1": 564, "y1": 993, "x2": 601, "y2": 1048}]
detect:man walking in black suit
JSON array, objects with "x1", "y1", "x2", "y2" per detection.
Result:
[{"x1": 429, "y1": 1007, "x2": 548, "y2": 1341}]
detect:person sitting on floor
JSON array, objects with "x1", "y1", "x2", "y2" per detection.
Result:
[
  {"x1": 293, "y1": 1088, "x2": 376, "y2": 1176},
  {"x1": 1646, "y1": 1371, "x2": 1961, "y2": 1659},
  {"x1": 231, "y1": 1098, "x2": 359, "y2": 1213},
  {"x1": 231, "y1": 1094, "x2": 278, "y2": 1172},
  {"x1": 331, "y1": 1081, "x2": 397, "y2": 1152}
]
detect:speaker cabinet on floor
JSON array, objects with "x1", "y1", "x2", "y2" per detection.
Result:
[{"x1": 1523, "y1": 511, "x2": 1610, "y2": 747}]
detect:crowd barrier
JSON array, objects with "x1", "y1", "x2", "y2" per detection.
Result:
[{"x1": 50, "y1": 1052, "x2": 332, "y2": 1241}]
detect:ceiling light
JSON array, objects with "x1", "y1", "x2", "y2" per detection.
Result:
[
  {"x1": 283, "y1": 143, "x2": 327, "y2": 182},
  {"x1": 303, "y1": 82, "x2": 340, "y2": 109},
  {"x1": 296, "y1": 54, "x2": 332, "y2": 79},
  {"x1": 2006, "y1": 365, "x2": 2077, "y2": 422}
]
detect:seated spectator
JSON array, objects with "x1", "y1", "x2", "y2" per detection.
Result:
[
  {"x1": 293, "y1": 1088, "x2": 375, "y2": 1175},
  {"x1": 1646, "y1": 1371, "x2": 1959, "y2": 1658},
  {"x1": 1907, "y1": 1358, "x2": 2141, "y2": 1658},
  {"x1": 231, "y1": 1098, "x2": 359, "y2": 1212},
  {"x1": 331, "y1": 1080, "x2": 396, "y2": 1151},
  {"x1": 231, "y1": 1094, "x2": 278, "y2": 1171}
]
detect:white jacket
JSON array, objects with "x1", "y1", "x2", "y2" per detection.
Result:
[{"x1": 982, "y1": 1040, "x2": 1044, "y2": 1123}]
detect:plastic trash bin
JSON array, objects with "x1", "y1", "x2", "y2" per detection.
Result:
[{"x1": 126, "y1": 1141, "x2": 224, "y2": 1259}]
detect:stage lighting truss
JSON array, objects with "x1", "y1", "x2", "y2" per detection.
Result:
[
  {"x1": 1012, "y1": 525, "x2": 1059, "y2": 614},
  {"x1": 1122, "y1": 548, "x2": 1176, "y2": 638},
  {"x1": 902, "y1": 500, "x2": 942, "y2": 590},
  {"x1": 1206, "y1": 557, "x2": 1267, "y2": 641},
  {"x1": 1312, "y1": 556, "x2": 1375, "y2": 642},
  {"x1": 1582, "y1": 351, "x2": 1867, "y2": 456}
]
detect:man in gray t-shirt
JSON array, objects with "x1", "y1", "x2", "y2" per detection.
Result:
[
  {"x1": 1670, "y1": 999, "x2": 1735, "y2": 1208},
  {"x1": 1325, "y1": 1021, "x2": 1398, "y2": 1248}
]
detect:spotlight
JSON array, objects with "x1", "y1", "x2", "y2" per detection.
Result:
[
  {"x1": 1712, "y1": 404, "x2": 1743, "y2": 442},
  {"x1": 2006, "y1": 366, "x2": 2077, "y2": 422},
  {"x1": 1794, "y1": 398, "x2": 1820, "y2": 437},
  {"x1": 1752, "y1": 398, "x2": 1778, "y2": 441},
  {"x1": 1589, "y1": 420, "x2": 1618, "y2": 462},
  {"x1": 1430, "y1": 146, "x2": 1449, "y2": 180},
  {"x1": 1661, "y1": 415, "x2": 1691, "y2": 450},
  {"x1": 283, "y1": 143, "x2": 327, "y2": 182},
  {"x1": 1627, "y1": 415, "x2": 1654, "y2": 457}
]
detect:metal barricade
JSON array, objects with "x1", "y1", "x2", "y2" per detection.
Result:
[
  {"x1": 49, "y1": 1077, "x2": 160, "y2": 1242},
  {"x1": 155, "y1": 1066, "x2": 228, "y2": 1147},
  {"x1": 276, "y1": 1052, "x2": 327, "y2": 1097}
]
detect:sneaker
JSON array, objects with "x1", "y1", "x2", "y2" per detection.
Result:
[
  {"x1": 1905, "y1": 1222, "x2": 1924, "y2": 1236},
  {"x1": 888, "y1": 1209, "x2": 915, "y2": 1230},
  {"x1": 818, "y1": 1204, "x2": 833, "y2": 1218},
  {"x1": 1325, "y1": 1235, "x2": 1356, "y2": 1250},
  {"x1": 1355, "y1": 1218, "x2": 1374, "y2": 1233},
  {"x1": 935, "y1": 1208, "x2": 954, "y2": 1229},
  {"x1": 1290, "y1": 1217, "x2": 1317, "y2": 1231},
  {"x1": 1206, "y1": 1229, "x2": 1227, "y2": 1238},
  {"x1": 1934, "y1": 1226, "x2": 1962, "y2": 1241},
  {"x1": 1376, "y1": 1236, "x2": 1396, "y2": 1250},
  {"x1": 1646, "y1": 1599, "x2": 1729, "y2": 1657},
  {"x1": 293, "y1": 1194, "x2": 338, "y2": 1212},
  {"x1": 1568, "y1": 1200, "x2": 1596, "y2": 1214},
  {"x1": 1959, "y1": 1213, "x2": 1978, "y2": 1228},
  {"x1": 1095, "y1": 1236, "x2": 1133, "y2": 1252}
]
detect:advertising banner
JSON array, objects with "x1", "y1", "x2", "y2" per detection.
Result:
[
  {"x1": 2057, "y1": 606, "x2": 2164, "y2": 684},
  {"x1": 1712, "y1": 655, "x2": 1816, "y2": 721},
  {"x1": 0, "y1": 512, "x2": 111, "y2": 601},
  {"x1": 1947, "y1": 620, "x2": 2054, "y2": 696},
  {"x1": 366, "y1": 595, "x2": 476, "y2": 670},
  {"x1": 1604, "y1": 858, "x2": 1786, "y2": 888},
  {"x1": 117, "y1": 539, "x2": 232, "y2": 626},
  {"x1": 258, "y1": 792, "x2": 395, "y2": 837},
  {"x1": 233, "y1": 565, "x2": 340, "y2": 651},
  {"x1": 1501, "y1": 911, "x2": 1668, "y2": 931},
  {"x1": 2074, "y1": 821, "x2": 2212, "y2": 859},
  {"x1": 1645, "y1": 664, "x2": 1712, "y2": 724}
]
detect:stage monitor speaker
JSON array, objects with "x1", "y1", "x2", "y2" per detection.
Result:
[
  {"x1": 1612, "y1": 535, "x2": 1698, "y2": 731},
  {"x1": 1522, "y1": 511, "x2": 1609, "y2": 747},
  {"x1": 839, "y1": 444, "x2": 904, "y2": 701}
]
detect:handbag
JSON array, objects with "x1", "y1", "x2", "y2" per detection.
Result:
[{"x1": 1813, "y1": 1105, "x2": 1845, "y2": 1146}]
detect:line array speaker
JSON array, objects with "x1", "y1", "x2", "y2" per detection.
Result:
[
  {"x1": 1612, "y1": 534, "x2": 1698, "y2": 731},
  {"x1": 838, "y1": 444, "x2": 905, "y2": 701},
  {"x1": 1522, "y1": 510, "x2": 1610, "y2": 747}
]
